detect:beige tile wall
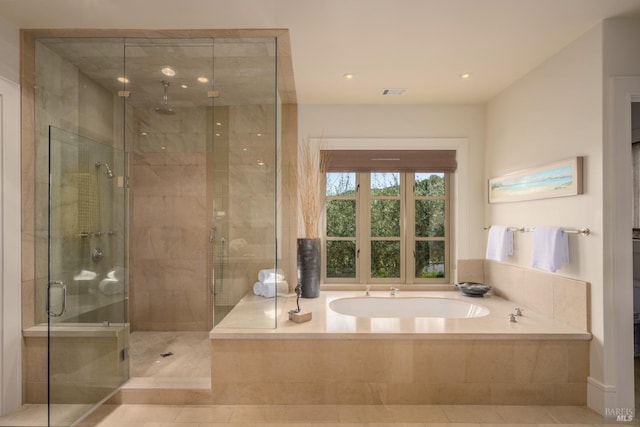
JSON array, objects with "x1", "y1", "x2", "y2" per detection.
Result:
[
  {"x1": 130, "y1": 147, "x2": 209, "y2": 331},
  {"x1": 209, "y1": 338, "x2": 588, "y2": 405},
  {"x1": 457, "y1": 259, "x2": 589, "y2": 331}
]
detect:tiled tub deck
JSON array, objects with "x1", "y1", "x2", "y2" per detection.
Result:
[{"x1": 209, "y1": 290, "x2": 591, "y2": 405}]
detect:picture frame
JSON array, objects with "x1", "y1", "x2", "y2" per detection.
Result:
[{"x1": 488, "y1": 157, "x2": 583, "y2": 203}]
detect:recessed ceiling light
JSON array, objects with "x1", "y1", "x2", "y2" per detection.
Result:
[
  {"x1": 197, "y1": 76, "x2": 209, "y2": 83},
  {"x1": 161, "y1": 67, "x2": 176, "y2": 77},
  {"x1": 343, "y1": 73, "x2": 355, "y2": 79},
  {"x1": 216, "y1": 122, "x2": 222, "y2": 126},
  {"x1": 256, "y1": 133, "x2": 262, "y2": 137},
  {"x1": 257, "y1": 160, "x2": 265, "y2": 166},
  {"x1": 460, "y1": 73, "x2": 472, "y2": 80},
  {"x1": 181, "y1": 84, "x2": 188, "y2": 89},
  {"x1": 117, "y1": 76, "x2": 129, "y2": 83},
  {"x1": 215, "y1": 133, "x2": 221, "y2": 137}
]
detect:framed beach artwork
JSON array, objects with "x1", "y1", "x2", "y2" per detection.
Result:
[{"x1": 488, "y1": 157, "x2": 583, "y2": 203}]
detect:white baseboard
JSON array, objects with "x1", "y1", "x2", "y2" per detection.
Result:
[{"x1": 588, "y1": 376, "x2": 620, "y2": 419}]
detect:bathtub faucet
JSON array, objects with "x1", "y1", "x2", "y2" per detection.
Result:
[
  {"x1": 365, "y1": 285, "x2": 371, "y2": 296},
  {"x1": 390, "y1": 287, "x2": 399, "y2": 296}
]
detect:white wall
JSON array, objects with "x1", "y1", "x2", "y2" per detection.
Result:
[
  {"x1": 486, "y1": 22, "x2": 629, "y2": 414},
  {"x1": 299, "y1": 104, "x2": 487, "y2": 258}
]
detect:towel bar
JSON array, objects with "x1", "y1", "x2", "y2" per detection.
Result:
[{"x1": 485, "y1": 226, "x2": 590, "y2": 236}]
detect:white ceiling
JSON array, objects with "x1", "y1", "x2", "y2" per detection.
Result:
[{"x1": 2, "y1": 0, "x2": 640, "y2": 104}]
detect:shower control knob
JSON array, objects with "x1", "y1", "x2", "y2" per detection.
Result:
[{"x1": 91, "y1": 248, "x2": 104, "y2": 263}]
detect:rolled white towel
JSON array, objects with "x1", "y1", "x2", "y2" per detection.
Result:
[
  {"x1": 258, "y1": 268, "x2": 284, "y2": 283},
  {"x1": 99, "y1": 278, "x2": 124, "y2": 295},
  {"x1": 260, "y1": 280, "x2": 289, "y2": 298},
  {"x1": 253, "y1": 281, "x2": 263, "y2": 296}
]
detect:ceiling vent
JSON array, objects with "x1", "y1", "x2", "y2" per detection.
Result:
[{"x1": 381, "y1": 88, "x2": 406, "y2": 96}]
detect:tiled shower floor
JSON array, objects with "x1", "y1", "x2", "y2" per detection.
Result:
[{"x1": 126, "y1": 331, "x2": 211, "y2": 389}]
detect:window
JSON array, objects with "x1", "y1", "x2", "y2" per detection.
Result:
[
  {"x1": 325, "y1": 172, "x2": 358, "y2": 278},
  {"x1": 324, "y1": 171, "x2": 450, "y2": 284}
]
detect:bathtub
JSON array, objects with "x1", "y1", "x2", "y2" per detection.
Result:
[
  {"x1": 329, "y1": 296, "x2": 489, "y2": 318},
  {"x1": 210, "y1": 290, "x2": 591, "y2": 405}
]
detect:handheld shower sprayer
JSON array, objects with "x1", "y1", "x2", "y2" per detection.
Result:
[{"x1": 95, "y1": 161, "x2": 115, "y2": 178}]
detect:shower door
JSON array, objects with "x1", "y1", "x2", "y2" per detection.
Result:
[{"x1": 47, "y1": 126, "x2": 128, "y2": 426}]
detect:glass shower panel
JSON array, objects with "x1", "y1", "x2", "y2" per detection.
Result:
[
  {"x1": 47, "y1": 126, "x2": 128, "y2": 425},
  {"x1": 211, "y1": 38, "x2": 278, "y2": 328},
  {"x1": 35, "y1": 37, "x2": 128, "y2": 427},
  {"x1": 124, "y1": 38, "x2": 215, "y2": 332}
]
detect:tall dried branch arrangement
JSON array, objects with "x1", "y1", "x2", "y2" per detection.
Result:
[{"x1": 297, "y1": 139, "x2": 331, "y2": 239}]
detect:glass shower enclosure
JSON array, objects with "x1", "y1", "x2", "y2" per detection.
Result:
[{"x1": 31, "y1": 34, "x2": 283, "y2": 426}]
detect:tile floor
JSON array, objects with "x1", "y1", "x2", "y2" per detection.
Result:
[
  {"x1": 0, "y1": 405, "x2": 640, "y2": 427},
  {"x1": 71, "y1": 403, "x2": 640, "y2": 426},
  {"x1": 0, "y1": 404, "x2": 636, "y2": 427}
]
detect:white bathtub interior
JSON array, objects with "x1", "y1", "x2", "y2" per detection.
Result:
[{"x1": 329, "y1": 296, "x2": 490, "y2": 318}]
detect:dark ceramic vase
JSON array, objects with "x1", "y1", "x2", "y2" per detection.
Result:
[{"x1": 297, "y1": 238, "x2": 321, "y2": 298}]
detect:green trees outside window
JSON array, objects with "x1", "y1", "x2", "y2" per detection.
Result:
[{"x1": 325, "y1": 171, "x2": 449, "y2": 284}]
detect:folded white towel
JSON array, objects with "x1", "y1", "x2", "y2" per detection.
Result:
[
  {"x1": 74, "y1": 269, "x2": 97, "y2": 281},
  {"x1": 258, "y1": 268, "x2": 284, "y2": 283},
  {"x1": 107, "y1": 267, "x2": 125, "y2": 281},
  {"x1": 531, "y1": 226, "x2": 569, "y2": 272},
  {"x1": 485, "y1": 225, "x2": 513, "y2": 262},
  {"x1": 99, "y1": 278, "x2": 124, "y2": 295},
  {"x1": 254, "y1": 280, "x2": 289, "y2": 298}
]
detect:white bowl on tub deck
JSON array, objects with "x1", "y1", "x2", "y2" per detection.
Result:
[{"x1": 329, "y1": 297, "x2": 490, "y2": 319}]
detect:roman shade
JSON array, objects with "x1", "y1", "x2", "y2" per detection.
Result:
[{"x1": 322, "y1": 149, "x2": 457, "y2": 172}]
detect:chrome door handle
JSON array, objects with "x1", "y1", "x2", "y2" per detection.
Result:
[{"x1": 46, "y1": 280, "x2": 67, "y2": 317}]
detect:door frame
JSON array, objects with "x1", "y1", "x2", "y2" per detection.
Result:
[
  {"x1": 0, "y1": 75, "x2": 22, "y2": 416},
  {"x1": 598, "y1": 76, "x2": 640, "y2": 416}
]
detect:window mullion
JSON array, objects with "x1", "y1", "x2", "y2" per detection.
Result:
[
  {"x1": 359, "y1": 173, "x2": 370, "y2": 284},
  {"x1": 405, "y1": 173, "x2": 415, "y2": 284}
]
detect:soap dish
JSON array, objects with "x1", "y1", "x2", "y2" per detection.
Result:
[{"x1": 455, "y1": 282, "x2": 491, "y2": 297}]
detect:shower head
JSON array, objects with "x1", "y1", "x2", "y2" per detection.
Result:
[
  {"x1": 95, "y1": 161, "x2": 115, "y2": 178},
  {"x1": 155, "y1": 80, "x2": 175, "y2": 115}
]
